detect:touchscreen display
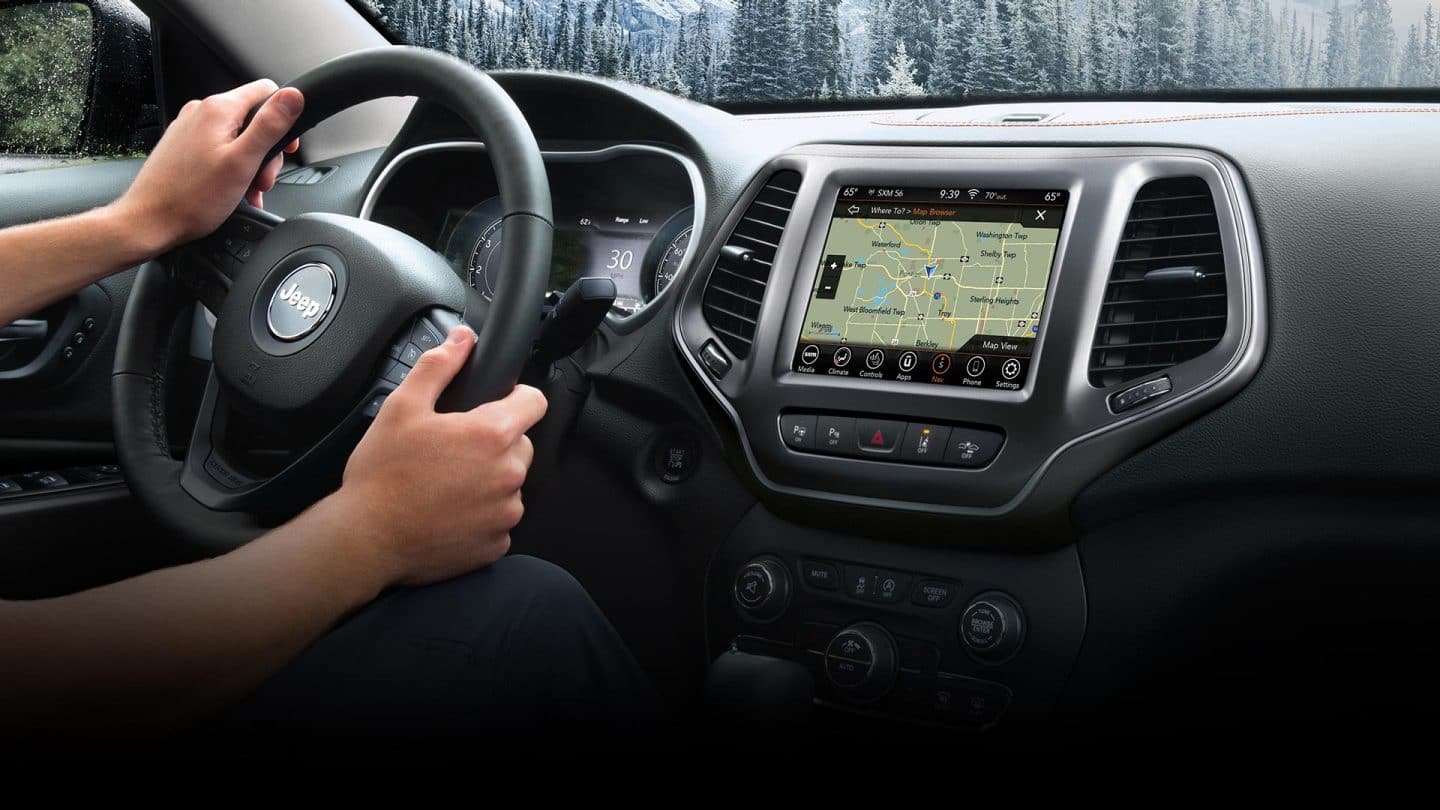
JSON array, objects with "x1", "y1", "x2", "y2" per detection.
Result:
[{"x1": 793, "y1": 186, "x2": 1069, "y2": 390}]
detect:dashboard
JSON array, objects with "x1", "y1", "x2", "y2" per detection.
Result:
[
  {"x1": 317, "y1": 76, "x2": 1440, "y2": 740},
  {"x1": 362, "y1": 143, "x2": 701, "y2": 319}
]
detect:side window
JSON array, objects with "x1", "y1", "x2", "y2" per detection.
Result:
[{"x1": 0, "y1": 0, "x2": 157, "y2": 164}]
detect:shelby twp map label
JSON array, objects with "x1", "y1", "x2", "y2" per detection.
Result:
[{"x1": 792, "y1": 185, "x2": 1069, "y2": 391}]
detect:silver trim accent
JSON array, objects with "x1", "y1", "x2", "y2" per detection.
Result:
[
  {"x1": 359, "y1": 141, "x2": 707, "y2": 326},
  {"x1": 673, "y1": 146, "x2": 1268, "y2": 520},
  {"x1": 266, "y1": 262, "x2": 336, "y2": 341}
]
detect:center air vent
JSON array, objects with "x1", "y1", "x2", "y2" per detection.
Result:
[
  {"x1": 702, "y1": 170, "x2": 803, "y2": 358},
  {"x1": 1089, "y1": 177, "x2": 1228, "y2": 388}
]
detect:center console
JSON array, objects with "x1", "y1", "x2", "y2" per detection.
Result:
[
  {"x1": 675, "y1": 146, "x2": 1265, "y2": 542},
  {"x1": 675, "y1": 146, "x2": 1265, "y2": 732}
]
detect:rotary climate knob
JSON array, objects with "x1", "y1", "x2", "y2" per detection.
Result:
[
  {"x1": 733, "y1": 557, "x2": 790, "y2": 622},
  {"x1": 824, "y1": 622, "x2": 897, "y2": 703}
]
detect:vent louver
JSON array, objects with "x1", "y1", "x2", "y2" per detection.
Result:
[
  {"x1": 702, "y1": 170, "x2": 802, "y2": 358},
  {"x1": 1089, "y1": 177, "x2": 1228, "y2": 388}
]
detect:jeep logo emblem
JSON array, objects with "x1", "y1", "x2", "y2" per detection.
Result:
[{"x1": 266, "y1": 263, "x2": 336, "y2": 341}]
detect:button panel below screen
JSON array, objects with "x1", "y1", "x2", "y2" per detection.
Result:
[{"x1": 779, "y1": 412, "x2": 1003, "y2": 468}]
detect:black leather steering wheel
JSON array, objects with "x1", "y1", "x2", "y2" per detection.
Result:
[{"x1": 112, "y1": 47, "x2": 553, "y2": 555}]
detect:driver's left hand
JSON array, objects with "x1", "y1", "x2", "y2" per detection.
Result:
[{"x1": 113, "y1": 79, "x2": 305, "y2": 254}]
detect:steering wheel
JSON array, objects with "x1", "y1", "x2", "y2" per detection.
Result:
[{"x1": 112, "y1": 47, "x2": 552, "y2": 555}]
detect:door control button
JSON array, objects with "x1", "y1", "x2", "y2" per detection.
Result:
[
  {"x1": 855, "y1": 419, "x2": 904, "y2": 454},
  {"x1": 779, "y1": 413, "x2": 817, "y2": 450}
]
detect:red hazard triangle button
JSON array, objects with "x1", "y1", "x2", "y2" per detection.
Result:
[{"x1": 855, "y1": 419, "x2": 902, "y2": 453}]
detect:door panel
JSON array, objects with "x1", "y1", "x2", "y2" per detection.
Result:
[{"x1": 1, "y1": 159, "x2": 176, "y2": 595}]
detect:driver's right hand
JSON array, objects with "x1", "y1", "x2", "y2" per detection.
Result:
[{"x1": 335, "y1": 326, "x2": 548, "y2": 587}]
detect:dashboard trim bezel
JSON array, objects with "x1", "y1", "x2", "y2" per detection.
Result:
[
  {"x1": 357, "y1": 140, "x2": 707, "y2": 330},
  {"x1": 673, "y1": 146, "x2": 1268, "y2": 532}
]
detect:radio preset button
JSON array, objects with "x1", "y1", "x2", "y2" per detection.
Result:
[{"x1": 855, "y1": 418, "x2": 904, "y2": 454}]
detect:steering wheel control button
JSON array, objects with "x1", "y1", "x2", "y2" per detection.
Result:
[
  {"x1": 899, "y1": 423, "x2": 951, "y2": 464},
  {"x1": 872, "y1": 570, "x2": 911, "y2": 604},
  {"x1": 942, "y1": 427, "x2": 1004, "y2": 468},
  {"x1": 362, "y1": 393, "x2": 389, "y2": 419},
  {"x1": 266, "y1": 262, "x2": 337, "y2": 341},
  {"x1": 855, "y1": 418, "x2": 904, "y2": 454},
  {"x1": 382, "y1": 361, "x2": 412, "y2": 386},
  {"x1": 398, "y1": 343, "x2": 423, "y2": 367},
  {"x1": 960, "y1": 592, "x2": 1026, "y2": 664},
  {"x1": 1109, "y1": 375, "x2": 1173, "y2": 414},
  {"x1": 734, "y1": 558, "x2": 790, "y2": 622},
  {"x1": 799, "y1": 344, "x2": 821, "y2": 366},
  {"x1": 815, "y1": 414, "x2": 855, "y2": 455},
  {"x1": 912, "y1": 580, "x2": 959, "y2": 608},
  {"x1": 410, "y1": 319, "x2": 444, "y2": 352},
  {"x1": 801, "y1": 559, "x2": 840, "y2": 590},
  {"x1": 825, "y1": 623, "x2": 898, "y2": 702},
  {"x1": 780, "y1": 413, "x2": 817, "y2": 451},
  {"x1": 864, "y1": 348, "x2": 886, "y2": 371},
  {"x1": 699, "y1": 340, "x2": 731, "y2": 379}
]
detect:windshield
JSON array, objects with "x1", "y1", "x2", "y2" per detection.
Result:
[{"x1": 358, "y1": 0, "x2": 1438, "y2": 106}]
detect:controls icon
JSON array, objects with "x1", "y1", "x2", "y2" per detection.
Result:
[
  {"x1": 800, "y1": 344, "x2": 820, "y2": 365},
  {"x1": 833, "y1": 345, "x2": 852, "y2": 368},
  {"x1": 865, "y1": 348, "x2": 886, "y2": 370},
  {"x1": 1000, "y1": 358, "x2": 1022, "y2": 380},
  {"x1": 931, "y1": 353, "x2": 952, "y2": 375},
  {"x1": 898, "y1": 351, "x2": 918, "y2": 373},
  {"x1": 966, "y1": 355, "x2": 986, "y2": 377}
]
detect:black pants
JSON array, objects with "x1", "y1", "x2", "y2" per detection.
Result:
[{"x1": 217, "y1": 555, "x2": 656, "y2": 744}]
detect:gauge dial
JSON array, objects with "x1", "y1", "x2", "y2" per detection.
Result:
[
  {"x1": 643, "y1": 207, "x2": 695, "y2": 304},
  {"x1": 467, "y1": 218, "x2": 504, "y2": 300},
  {"x1": 653, "y1": 226, "x2": 691, "y2": 299},
  {"x1": 442, "y1": 196, "x2": 505, "y2": 301}
]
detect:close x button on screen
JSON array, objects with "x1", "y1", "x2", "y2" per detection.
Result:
[{"x1": 779, "y1": 411, "x2": 1003, "y2": 469}]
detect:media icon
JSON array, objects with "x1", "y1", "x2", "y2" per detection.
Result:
[{"x1": 800, "y1": 344, "x2": 820, "y2": 365}]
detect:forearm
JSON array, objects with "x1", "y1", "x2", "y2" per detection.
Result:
[
  {"x1": 0, "y1": 203, "x2": 168, "y2": 326},
  {"x1": 0, "y1": 492, "x2": 391, "y2": 735}
]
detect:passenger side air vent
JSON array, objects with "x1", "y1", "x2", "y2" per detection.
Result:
[
  {"x1": 702, "y1": 170, "x2": 803, "y2": 358},
  {"x1": 1089, "y1": 177, "x2": 1228, "y2": 388}
]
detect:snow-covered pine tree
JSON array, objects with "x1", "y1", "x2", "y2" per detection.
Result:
[
  {"x1": 878, "y1": 41, "x2": 925, "y2": 95},
  {"x1": 553, "y1": 0, "x2": 575, "y2": 71},
  {"x1": 1401, "y1": 23, "x2": 1424, "y2": 84},
  {"x1": 1424, "y1": 4, "x2": 1438, "y2": 82},
  {"x1": 1323, "y1": 0, "x2": 1349, "y2": 87},
  {"x1": 1354, "y1": 0, "x2": 1395, "y2": 85},
  {"x1": 927, "y1": 0, "x2": 973, "y2": 97}
]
